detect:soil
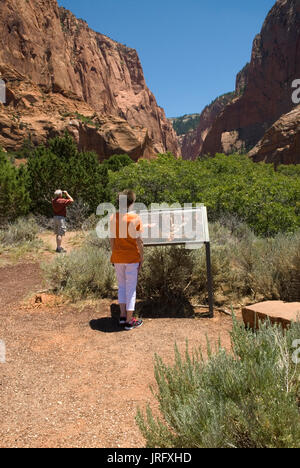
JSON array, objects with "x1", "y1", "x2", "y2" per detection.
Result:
[{"x1": 0, "y1": 246, "x2": 235, "y2": 448}]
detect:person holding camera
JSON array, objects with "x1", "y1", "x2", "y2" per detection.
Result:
[{"x1": 52, "y1": 190, "x2": 74, "y2": 253}]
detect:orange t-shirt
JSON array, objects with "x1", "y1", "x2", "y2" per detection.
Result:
[{"x1": 110, "y1": 212, "x2": 143, "y2": 264}]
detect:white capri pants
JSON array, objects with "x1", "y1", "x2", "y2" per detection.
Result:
[{"x1": 114, "y1": 263, "x2": 139, "y2": 311}]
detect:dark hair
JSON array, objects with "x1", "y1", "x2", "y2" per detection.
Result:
[{"x1": 118, "y1": 190, "x2": 136, "y2": 209}]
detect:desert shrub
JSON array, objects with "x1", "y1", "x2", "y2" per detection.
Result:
[
  {"x1": 137, "y1": 318, "x2": 300, "y2": 448},
  {"x1": 42, "y1": 219, "x2": 300, "y2": 307},
  {"x1": 33, "y1": 213, "x2": 55, "y2": 231},
  {"x1": 137, "y1": 246, "x2": 196, "y2": 315},
  {"x1": 80, "y1": 213, "x2": 101, "y2": 232},
  {"x1": 65, "y1": 198, "x2": 91, "y2": 230},
  {"x1": 191, "y1": 243, "x2": 245, "y2": 304},
  {"x1": 137, "y1": 224, "x2": 300, "y2": 308},
  {"x1": 212, "y1": 214, "x2": 257, "y2": 242},
  {"x1": 271, "y1": 233, "x2": 300, "y2": 302},
  {"x1": 44, "y1": 239, "x2": 115, "y2": 300},
  {"x1": 0, "y1": 217, "x2": 39, "y2": 246},
  {"x1": 232, "y1": 231, "x2": 300, "y2": 302}
]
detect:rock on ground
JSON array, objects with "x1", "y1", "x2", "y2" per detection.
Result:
[{"x1": 242, "y1": 301, "x2": 300, "y2": 329}]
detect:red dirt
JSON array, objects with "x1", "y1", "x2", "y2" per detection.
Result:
[{"x1": 0, "y1": 261, "x2": 234, "y2": 448}]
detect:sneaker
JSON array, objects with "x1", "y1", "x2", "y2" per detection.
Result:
[
  {"x1": 125, "y1": 318, "x2": 143, "y2": 331},
  {"x1": 56, "y1": 248, "x2": 67, "y2": 254},
  {"x1": 119, "y1": 316, "x2": 127, "y2": 326}
]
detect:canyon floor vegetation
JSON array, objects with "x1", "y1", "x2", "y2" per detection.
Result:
[{"x1": 0, "y1": 135, "x2": 299, "y2": 448}]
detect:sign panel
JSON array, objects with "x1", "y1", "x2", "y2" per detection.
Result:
[{"x1": 138, "y1": 206, "x2": 209, "y2": 246}]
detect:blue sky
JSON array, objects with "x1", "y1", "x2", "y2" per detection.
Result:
[{"x1": 58, "y1": 0, "x2": 275, "y2": 118}]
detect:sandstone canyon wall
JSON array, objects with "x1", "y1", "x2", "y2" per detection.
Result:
[
  {"x1": 201, "y1": 0, "x2": 300, "y2": 164},
  {"x1": 181, "y1": 93, "x2": 235, "y2": 160},
  {"x1": 248, "y1": 104, "x2": 300, "y2": 165},
  {"x1": 180, "y1": 0, "x2": 300, "y2": 164},
  {"x1": 0, "y1": 0, "x2": 180, "y2": 159}
]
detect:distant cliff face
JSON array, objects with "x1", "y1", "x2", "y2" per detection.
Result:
[
  {"x1": 181, "y1": 93, "x2": 235, "y2": 160},
  {"x1": 202, "y1": 0, "x2": 300, "y2": 162},
  {"x1": 0, "y1": 0, "x2": 179, "y2": 158}
]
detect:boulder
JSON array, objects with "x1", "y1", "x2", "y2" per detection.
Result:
[
  {"x1": 242, "y1": 301, "x2": 300, "y2": 329},
  {"x1": 248, "y1": 105, "x2": 300, "y2": 165}
]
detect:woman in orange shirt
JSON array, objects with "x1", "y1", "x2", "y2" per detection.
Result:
[{"x1": 110, "y1": 190, "x2": 144, "y2": 330}]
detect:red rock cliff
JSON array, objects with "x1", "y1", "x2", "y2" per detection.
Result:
[
  {"x1": 0, "y1": 0, "x2": 179, "y2": 158},
  {"x1": 181, "y1": 93, "x2": 235, "y2": 160},
  {"x1": 201, "y1": 0, "x2": 300, "y2": 162}
]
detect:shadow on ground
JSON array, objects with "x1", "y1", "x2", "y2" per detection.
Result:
[
  {"x1": 111, "y1": 301, "x2": 195, "y2": 320},
  {"x1": 90, "y1": 299, "x2": 206, "y2": 334},
  {"x1": 89, "y1": 317, "x2": 124, "y2": 334}
]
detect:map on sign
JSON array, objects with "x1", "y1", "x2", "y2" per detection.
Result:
[{"x1": 138, "y1": 206, "x2": 209, "y2": 246}]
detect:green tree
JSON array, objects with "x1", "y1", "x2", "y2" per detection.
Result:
[
  {"x1": 107, "y1": 153, "x2": 300, "y2": 236},
  {"x1": 0, "y1": 149, "x2": 31, "y2": 222},
  {"x1": 102, "y1": 154, "x2": 134, "y2": 173},
  {"x1": 27, "y1": 134, "x2": 108, "y2": 216}
]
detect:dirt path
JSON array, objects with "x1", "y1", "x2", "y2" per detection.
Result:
[
  {"x1": 0, "y1": 262, "x2": 234, "y2": 448},
  {"x1": 38, "y1": 231, "x2": 86, "y2": 254}
]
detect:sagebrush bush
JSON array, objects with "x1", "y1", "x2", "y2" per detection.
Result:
[
  {"x1": 43, "y1": 222, "x2": 300, "y2": 307},
  {"x1": 137, "y1": 246, "x2": 195, "y2": 315},
  {"x1": 65, "y1": 198, "x2": 91, "y2": 230},
  {"x1": 0, "y1": 217, "x2": 39, "y2": 246},
  {"x1": 233, "y1": 231, "x2": 300, "y2": 302},
  {"x1": 136, "y1": 224, "x2": 300, "y2": 308},
  {"x1": 44, "y1": 238, "x2": 115, "y2": 300},
  {"x1": 137, "y1": 318, "x2": 300, "y2": 448}
]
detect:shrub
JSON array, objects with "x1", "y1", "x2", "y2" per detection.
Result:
[
  {"x1": 0, "y1": 217, "x2": 39, "y2": 246},
  {"x1": 232, "y1": 231, "x2": 300, "y2": 302},
  {"x1": 65, "y1": 198, "x2": 91, "y2": 230},
  {"x1": 44, "y1": 238, "x2": 115, "y2": 300},
  {"x1": 137, "y1": 246, "x2": 195, "y2": 316},
  {"x1": 137, "y1": 318, "x2": 300, "y2": 448},
  {"x1": 40, "y1": 214, "x2": 300, "y2": 309},
  {"x1": 137, "y1": 224, "x2": 300, "y2": 309},
  {"x1": 42, "y1": 222, "x2": 300, "y2": 308}
]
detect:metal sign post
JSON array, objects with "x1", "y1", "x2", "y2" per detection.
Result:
[{"x1": 138, "y1": 206, "x2": 214, "y2": 318}]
